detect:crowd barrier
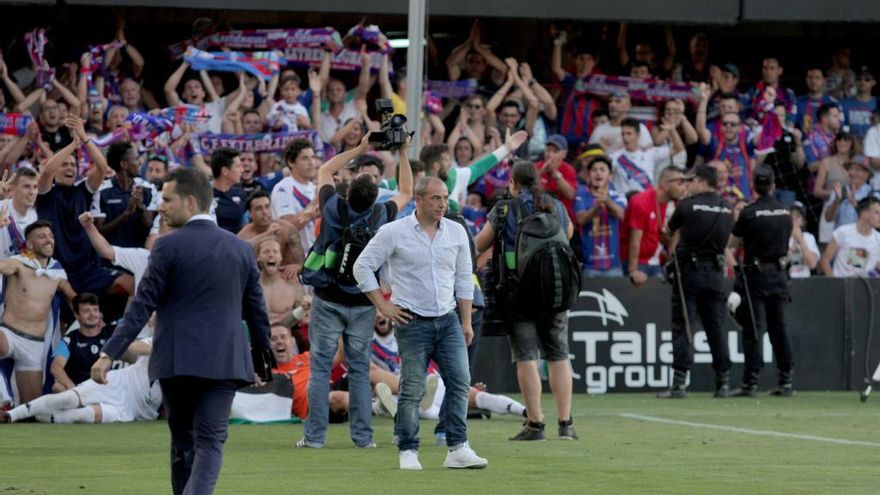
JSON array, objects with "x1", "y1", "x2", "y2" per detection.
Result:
[{"x1": 473, "y1": 277, "x2": 880, "y2": 394}]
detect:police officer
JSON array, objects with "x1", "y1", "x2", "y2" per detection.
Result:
[
  {"x1": 729, "y1": 166, "x2": 795, "y2": 397},
  {"x1": 658, "y1": 163, "x2": 734, "y2": 399}
]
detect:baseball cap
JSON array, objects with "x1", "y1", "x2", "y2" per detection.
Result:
[
  {"x1": 721, "y1": 63, "x2": 740, "y2": 79},
  {"x1": 683, "y1": 163, "x2": 718, "y2": 186},
  {"x1": 859, "y1": 66, "x2": 874, "y2": 80},
  {"x1": 844, "y1": 156, "x2": 872, "y2": 174},
  {"x1": 790, "y1": 200, "x2": 806, "y2": 216},
  {"x1": 753, "y1": 165, "x2": 775, "y2": 186},
  {"x1": 576, "y1": 143, "x2": 605, "y2": 162},
  {"x1": 546, "y1": 134, "x2": 568, "y2": 152}
]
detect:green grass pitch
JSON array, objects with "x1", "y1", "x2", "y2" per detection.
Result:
[{"x1": 2, "y1": 392, "x2": 878, "y2": 494}]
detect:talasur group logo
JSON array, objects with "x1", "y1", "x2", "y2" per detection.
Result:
[{"x1": 570, "y1": 289, "x2": 629, "y2": 326}]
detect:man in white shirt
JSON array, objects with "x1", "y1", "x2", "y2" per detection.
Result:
[
  {"x1": 0, "y1": 167, "x2": 39, "y2": 259},
  {"x1": 588, "y1": 92, "x2": 653, "y2": 154},
  {"x1": 270, "y1": 138, "x2": 321, "y2": 254},
  {"x1": 862, "y1": 115, "x2": 880, "y2": 189},
  {"x1": 610, "y1": 118, "x2": 683, "y2": 194},
  {"x1": 353, "y1": 177, "x2": 487, "y2": 472},
  {"x1": 820, "y1": 196, "x2": 880, "y2": 277}
]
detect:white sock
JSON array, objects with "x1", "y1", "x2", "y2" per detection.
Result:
[
  {"x1": 8, "y1": 390, "x2": 80, "y2": 422},
  {"x1": 36, "y1": 406, "x2": 96, "y2": 424},
  {"x1": 474, "y1": 391, "x2": 526, "y2": 416}
]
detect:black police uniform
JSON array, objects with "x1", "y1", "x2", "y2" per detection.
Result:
[
  {"x1": 662, "y1": 189, "x2": 734, "y2": 398},
  {"x1": 731, "y1": 185, "x2": 794, "y2": 396}
]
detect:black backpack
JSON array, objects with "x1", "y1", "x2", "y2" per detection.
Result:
[
  {"x1": 334, "y1": 199, "x2": 384, "y2": 285},
  {"x1": 510, "y1": 196, "x2": 581, "y2": 315}
]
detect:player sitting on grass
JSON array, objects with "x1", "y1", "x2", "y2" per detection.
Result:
[{"x1": 1, "y1": 339, "x2": 159, "y2": 424}]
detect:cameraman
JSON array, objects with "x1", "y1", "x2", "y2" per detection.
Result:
[
  {"x1": 474, "y1": 161, "x2": 577, "y2": 442},
  {"x1": 296, "y1": 135, "x2": 413, "y2": 449}
]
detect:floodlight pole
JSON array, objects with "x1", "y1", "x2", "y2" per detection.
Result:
[{"x1": 405, "y1": 0, "x2": 426, "y2": 159}]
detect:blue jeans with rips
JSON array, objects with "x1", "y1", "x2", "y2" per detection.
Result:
[
  {"x1": 303, "y1": 295, "x2": 376, "y2": 447},
  {"x1": 395, "y1": 311, "x2": 470, "y2": 452}
]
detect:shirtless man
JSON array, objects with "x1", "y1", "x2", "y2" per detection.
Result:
[
  {"x1": 257, "y1": 238, "x2": 308, "y2": 328},
  {"x1": 0, "y1": 219, "x2": 76, "y2": 403},
  {"x1": 238, "y1": 190, "x2": 305, "y2": 280}
]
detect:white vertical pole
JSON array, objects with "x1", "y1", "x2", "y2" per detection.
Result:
[{"x1": 405, "y1": 0, "x2": 426, "y2": 159}]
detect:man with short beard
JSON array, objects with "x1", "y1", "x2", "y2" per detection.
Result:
[
  {"x1": 0, "y1": 167, "x2": 39, "y2": 259},
  {"x1": 238, "y1": 190, "x2": 304, "y2": 278},
  {"x1": 256, "y1": 238, "x2": 307, "y2": 328},
  {"x1": 0, "y1": 219, "x2": 76, "y2": 404},
  {"x1": 36, "y1": 116, "x2": 133, "y2": 322}
]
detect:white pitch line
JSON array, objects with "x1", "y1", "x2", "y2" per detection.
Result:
[{"x1": 619, "y1": 413, "x2": 880, "y2": 448}]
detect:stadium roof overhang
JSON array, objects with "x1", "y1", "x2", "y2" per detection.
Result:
[{"x1": 4, "y1": 0, "x2": 880, "y2": 24}]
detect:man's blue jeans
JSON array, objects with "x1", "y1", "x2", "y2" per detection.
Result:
[
  {"x1": 303, "y1": 295, "x2": 375, "y2": 447},
  {"x1": 395, "y1": 311, "x2": 470, "y2": 452}
]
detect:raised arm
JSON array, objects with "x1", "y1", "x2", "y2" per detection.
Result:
[
  {"x1": 446, "y1": 28, "x2": 473, "y2": 81},
  {"x1": 389, "y1": 141, "x2": 413, "y2": 211},
  {"x1": 355, "y1": 48, "x2": 373, "y2": 101},
  {"x1": 15, "y1": 88, "x2": 45, "y2": 113},
  {"x1": 78, "y1": 212, "x2": 116, "y2": 262},
  {"x1": 37, "y1": 139, "x2": 78, "y2": 194},
  {"x1": 308, "y1": 69, "x2": 322, "y2": 133},
  {"x1": 520, "y1": 62, "x2": 557, "y2": 121},
  {"x1": 317, "y1": 134, "x2": 371, "y2": 189},
  {"x1": 379, "y1": 53, "x2": 393, "y2": 99},
  {"x1": 67, "y1": 115, "x2": 109, "y2": 192},
  {"x1": 52, "y1": 78, "x2": 81, "y2": 112},
  {"x1": 696, "y1": 82, "x2": 712, "y2": 145},
  {"x1": 0, "y1": 55, "x2": 26, "y2": 104},
  {"x1": 163, "y1": 59, "x2": 189, "y2": 106},
  {"x1": 318, "y1": 50, "x2": 331, "y2": 90},
  {"x1": 199, "y1": 70, "x2": 219, "y2": 102},
  {"x1": 486, "y1": 68, "x2": 515, "y2": 115},
  {"x1": 617, "y1": 22, "x2": 630, "y2": 68},
  {"x1": 551, "y1": 31, "x2": 567, "y2": 82}
]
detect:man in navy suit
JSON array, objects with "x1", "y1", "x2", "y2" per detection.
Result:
[{"x1": 91, "y1": 167, "x2": 272, "y2": 495}]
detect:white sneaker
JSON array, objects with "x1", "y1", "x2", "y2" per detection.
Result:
[
  {"x1": 375, "y1": 382, "x2": 397, "y2": 417},
  {"x1": 399, "y1": 449, "x2": 422, "y2": 471},
  {"x1": 421, "y1": 374, "x2": 439, "y2": 411},
  {"x1": 443, "y1": 441, "x2": 488, "y2": 469}
]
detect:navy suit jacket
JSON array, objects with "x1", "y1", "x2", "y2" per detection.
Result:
[{"x1": 102, "y1": 218, "x2": 271, "y2": 384}]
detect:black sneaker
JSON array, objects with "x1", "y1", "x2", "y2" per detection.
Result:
[
  {"x1": 713, "y1": 384, "x2": 731, "y2": 398},
  {"x1": 509, "y1": 421, "x2": 546, "y2": 441},
  {"x1": 732, "y1": 384, "x2": 758, "y2": 397},
  {"x1": 558, "y1": 419, "x2": 579, "y2": 440},
  {"x1": 769, "y1": 385, "x2": 795, "y2": 397},
  {"x1": 0, "y1": 411, "x2": 10, "y2": 424},
  {"x1": 656, "y1": 387, "x2": 687, "y2": 399}
]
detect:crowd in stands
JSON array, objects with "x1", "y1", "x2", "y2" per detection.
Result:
[{"x1": 2, "y1": 16, "x2": 880, "y2": 416}]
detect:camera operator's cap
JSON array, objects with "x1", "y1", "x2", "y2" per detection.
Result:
[
  {"x1": 753, "y1": 165, "x2": 775, "y2": 186},
  {"x1": 682, "y1": 163, "x2": 718, "y2": 184},
  {"x1": 347, "y1": 153, "x2": 385, "y2": 174},
  {"x1": 576, "y1": 143, "x2": 605, "y2": 161},
  {"x1": 790, "y1": 200, "x2": 806, "y2": 215},
  {"x1": 859, "y1": 66, "x2": 874, "y2": 79},
  {"x1": 546, "y1": 134, "x2": 569, "y2": 152},
  {"x1": 721, "y1": 63, "x2": 740, "y2": 79}
]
